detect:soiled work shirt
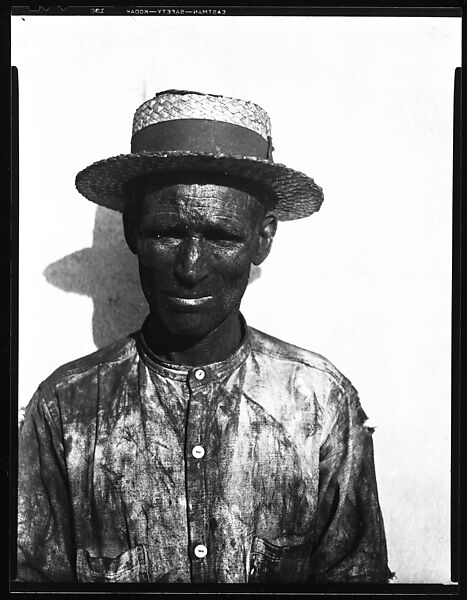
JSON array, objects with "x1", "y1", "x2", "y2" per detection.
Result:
[{"x1": 17, "y1": 323, "x2": 391, "y2": 583}]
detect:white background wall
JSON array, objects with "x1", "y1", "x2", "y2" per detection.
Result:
[{"x1": 12, "y1": 14, "x2": 460, "y2": 584}]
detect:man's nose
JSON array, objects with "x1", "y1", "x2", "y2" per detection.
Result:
[{"x1": 174, "y1": 237, "x2": 209, "y2": 285}]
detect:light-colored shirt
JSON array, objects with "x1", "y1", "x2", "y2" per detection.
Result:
[{"x1": 17, "y1": 320, "x2": 391, "y2": 583}]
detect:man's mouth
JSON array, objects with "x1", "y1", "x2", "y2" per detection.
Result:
[{"x1": 166, "y1": 295, "x2": 213, "y2": 307}]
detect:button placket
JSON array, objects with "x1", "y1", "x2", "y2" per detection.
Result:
[{"x1": 185, "y1": 368, "x2": 211, "y2": 582}]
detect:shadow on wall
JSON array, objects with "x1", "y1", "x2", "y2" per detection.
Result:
[{"x1": 44, "y1": 206, "x2": 262, "y2": 348}]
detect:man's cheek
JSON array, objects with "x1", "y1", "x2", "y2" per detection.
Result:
[
  {"x1": 138, "y1": 264, "x2": 170, "y2": 299},
  {"x1": 211, "y1": 250, "x2": 253, "y2": 282},
  {"x1": 137, "y1": 246, "x2": 173, "y2": 273}
]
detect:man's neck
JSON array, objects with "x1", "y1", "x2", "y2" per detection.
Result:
[{"x1": 143, "y1": 311, "x2": 244, "y2": 366}]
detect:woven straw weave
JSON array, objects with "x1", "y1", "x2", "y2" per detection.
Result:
[{"x1": 132, "y1": 91, "x2": 272, "y2": 140}]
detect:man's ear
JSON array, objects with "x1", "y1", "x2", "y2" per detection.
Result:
[
  {"x1": 122, "y1": 210, "x2": 137, "y2": 255},
  {"x1": 252, "y1": 215, "x2": 277, "y2": 266}
]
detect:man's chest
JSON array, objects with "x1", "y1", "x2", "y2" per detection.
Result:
[{"x1": 63, "y1": 365, "x2": 322, "y2": 582}]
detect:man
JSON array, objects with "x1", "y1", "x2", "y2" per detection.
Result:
[{"x1": 17, "y1": 90, "x2": 391, "y2": 583}]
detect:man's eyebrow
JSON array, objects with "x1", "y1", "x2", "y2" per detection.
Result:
[
  {"x1": 197, "y1": 213, "x2": 251, "y2": 233},
  {"x1": 202, "y1": 223, "x2": 247, "y2": 238},
  {"x1": 151, "y1": 220, "x2": 246, "y2": 234}
]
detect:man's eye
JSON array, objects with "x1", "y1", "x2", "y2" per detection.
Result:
[
  {"x1": 153, "y1": 228, "x2": 185, "y2": 240},
  {"x1": 207, "y1": 230, "x2": 243, "y2": 243},
  {"x1": 211, "y1": 238, "x2": 240, "y2": 245}
]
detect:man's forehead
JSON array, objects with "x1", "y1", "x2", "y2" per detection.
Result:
[
  {"x1": 132, "y1": 181, "x2": 266, "y2": 221},
  {"x1": 143, "y1": 182, "x2": 257, "y2": 203}
]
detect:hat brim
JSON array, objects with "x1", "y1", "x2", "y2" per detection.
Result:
[{"x1": 75, "y1": 151, "x2": 324, "y2": 221}]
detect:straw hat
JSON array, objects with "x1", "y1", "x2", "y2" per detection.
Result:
[{"x1": 75, "y1": 90, "x2": 324, "y2": 221}]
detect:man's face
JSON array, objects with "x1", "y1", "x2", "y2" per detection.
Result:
[{"x1": 125, "y1": 181, "x2": 276, "y2": 338}]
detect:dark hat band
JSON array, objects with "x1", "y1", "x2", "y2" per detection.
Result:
[{"x1": 131, "y1": 118, "x2": 274, "y2": 160}]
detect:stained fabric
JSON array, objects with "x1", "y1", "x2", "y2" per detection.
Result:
[{"x1": 17, "y1": 321, "x2": 392, "y2": 583}]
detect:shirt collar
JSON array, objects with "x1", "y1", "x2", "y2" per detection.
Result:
[{"x1": 135, "y1": 315, "x2": 252, "y2": 383}]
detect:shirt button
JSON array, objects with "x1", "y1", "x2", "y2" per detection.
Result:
[
  {"x1": 194, "y1": 544, "x2": 208, "y2": 558},
  {"x1": 194, "y1": 368, "x2": 205, "y2": 380},
  {"x1": 192, "y1": 445, "x2": 205, "y2": 459}
]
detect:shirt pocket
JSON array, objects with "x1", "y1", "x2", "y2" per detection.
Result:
[
  {"x1": 76, "y1": 545, "x2": 150, "y2": 583},
  {"x1": 248, "y1": 536, "x2": 310, "y2": 583}
]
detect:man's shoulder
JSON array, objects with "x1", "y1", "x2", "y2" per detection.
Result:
[
  {"x1": 39, "y1": 334, "x2": 138, "y2": 391},
  {"x1": 248, "y1": 327, "x2": 364, "y2": 426},
  {"x1": 248, "y1": 326, "x2": 351, "y2": 391}
]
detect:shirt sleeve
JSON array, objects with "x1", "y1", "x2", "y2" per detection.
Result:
[
  {"x1": 16, "y1": 387, "x2": 76, "y2": 582},
  {"x1": 308, "y1": 383, "x2": 393, "y2": 583}
]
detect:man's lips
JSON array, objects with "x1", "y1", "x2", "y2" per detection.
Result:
[{"x1": 166, "y1": 294, "x2": 213, "y2": 307}]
